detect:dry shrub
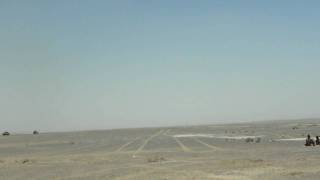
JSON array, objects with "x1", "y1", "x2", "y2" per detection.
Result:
[
  {"x1": 287, "y1": 171, "x2": 304, "y2": 176},
  {"x1": 22, "y1": 159, "x2": 30, "y2": 164},
  {"x1": 147, "y1": 155, "x2": 165, "y2": 163},
  {"x1": 250, "y1": 159, "x2": 264, "y2": 163},
  {"x1": 15, "y1": 159, "x2": 35, "y2": 164}
]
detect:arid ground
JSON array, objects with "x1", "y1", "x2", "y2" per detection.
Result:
[{"x1": 1, "y1": 119, "x2": 320, "y2": 180}]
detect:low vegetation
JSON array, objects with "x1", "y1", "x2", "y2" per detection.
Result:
[{"x1": 147, "y1": 155, "x2": 166, "y2": 163}]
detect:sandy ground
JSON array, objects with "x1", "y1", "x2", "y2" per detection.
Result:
[{"x1": 1, "y1": 119, "x2": 320, "y2": 180}]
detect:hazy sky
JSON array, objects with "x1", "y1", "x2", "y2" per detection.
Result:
[{"x1": 1, "y1": 0, "x2": 320, "y2": 132}]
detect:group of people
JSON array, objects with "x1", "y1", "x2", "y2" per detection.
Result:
[{"x1": 305, "y1": 134, "x2": 320, "y2": 146}]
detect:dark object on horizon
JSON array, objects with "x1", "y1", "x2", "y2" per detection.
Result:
[
  {"x1": 2, "y1": 132, "x2": 10, "y2": 136},
  {"x1": 305, "y1": 134, "x2": 315, "y2": 146},
  {"x1": 255, "y1": 137, "x2": 261, "y2": 143},
  {"x1": 316, "y1": 136, "x2": 320, "y2": 145},
  {"x1": 245, "y1": 137, "x2": 254, "y2": 143},
  {"x1": 33, "y1": 130, "x2": 39, "y2": 135}
]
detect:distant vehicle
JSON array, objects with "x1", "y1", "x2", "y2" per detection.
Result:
[
  {"x1": 2, "y1": 132, "x2": 10, "y2": 136},
  {"x1": 33, "y1": 130, "x2": 39, "y2": 135}
]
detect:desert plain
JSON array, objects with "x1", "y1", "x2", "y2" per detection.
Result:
[{"x1": 1, "y1": 119, "x2": 320, "y2": 180}]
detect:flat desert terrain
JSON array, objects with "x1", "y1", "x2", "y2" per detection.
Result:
[{"x1": 1, "y1": 119, "x2": 320, "y2": 180}]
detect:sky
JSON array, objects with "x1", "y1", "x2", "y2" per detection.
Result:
[{"x1": 1, "y1": 0, "x2": 320, "y2": 132}]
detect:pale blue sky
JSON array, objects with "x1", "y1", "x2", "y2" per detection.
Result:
[{"x1": 1, "y1": 0, "x2": 320, "y2": 132}]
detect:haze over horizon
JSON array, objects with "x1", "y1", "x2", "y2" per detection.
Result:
[{"x1": 1, "y1": 0, "x2": 320, "y2": 132}]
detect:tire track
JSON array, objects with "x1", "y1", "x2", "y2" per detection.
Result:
[
  {"x1": 115, "y1": 137, "x2": 140, "y2": 152},
  {"x1": 133, "y1": 129, "x2": 165, "y2": 155},
  {"x1": 173, "y1": 137, "x2": 191, "y2": 152},
  {"x1": 192, "y1": 137, "x2": 221, "y2": 151},
  {"x1": 163, "y1": 129, "x2": 171, "y2": 135}
]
